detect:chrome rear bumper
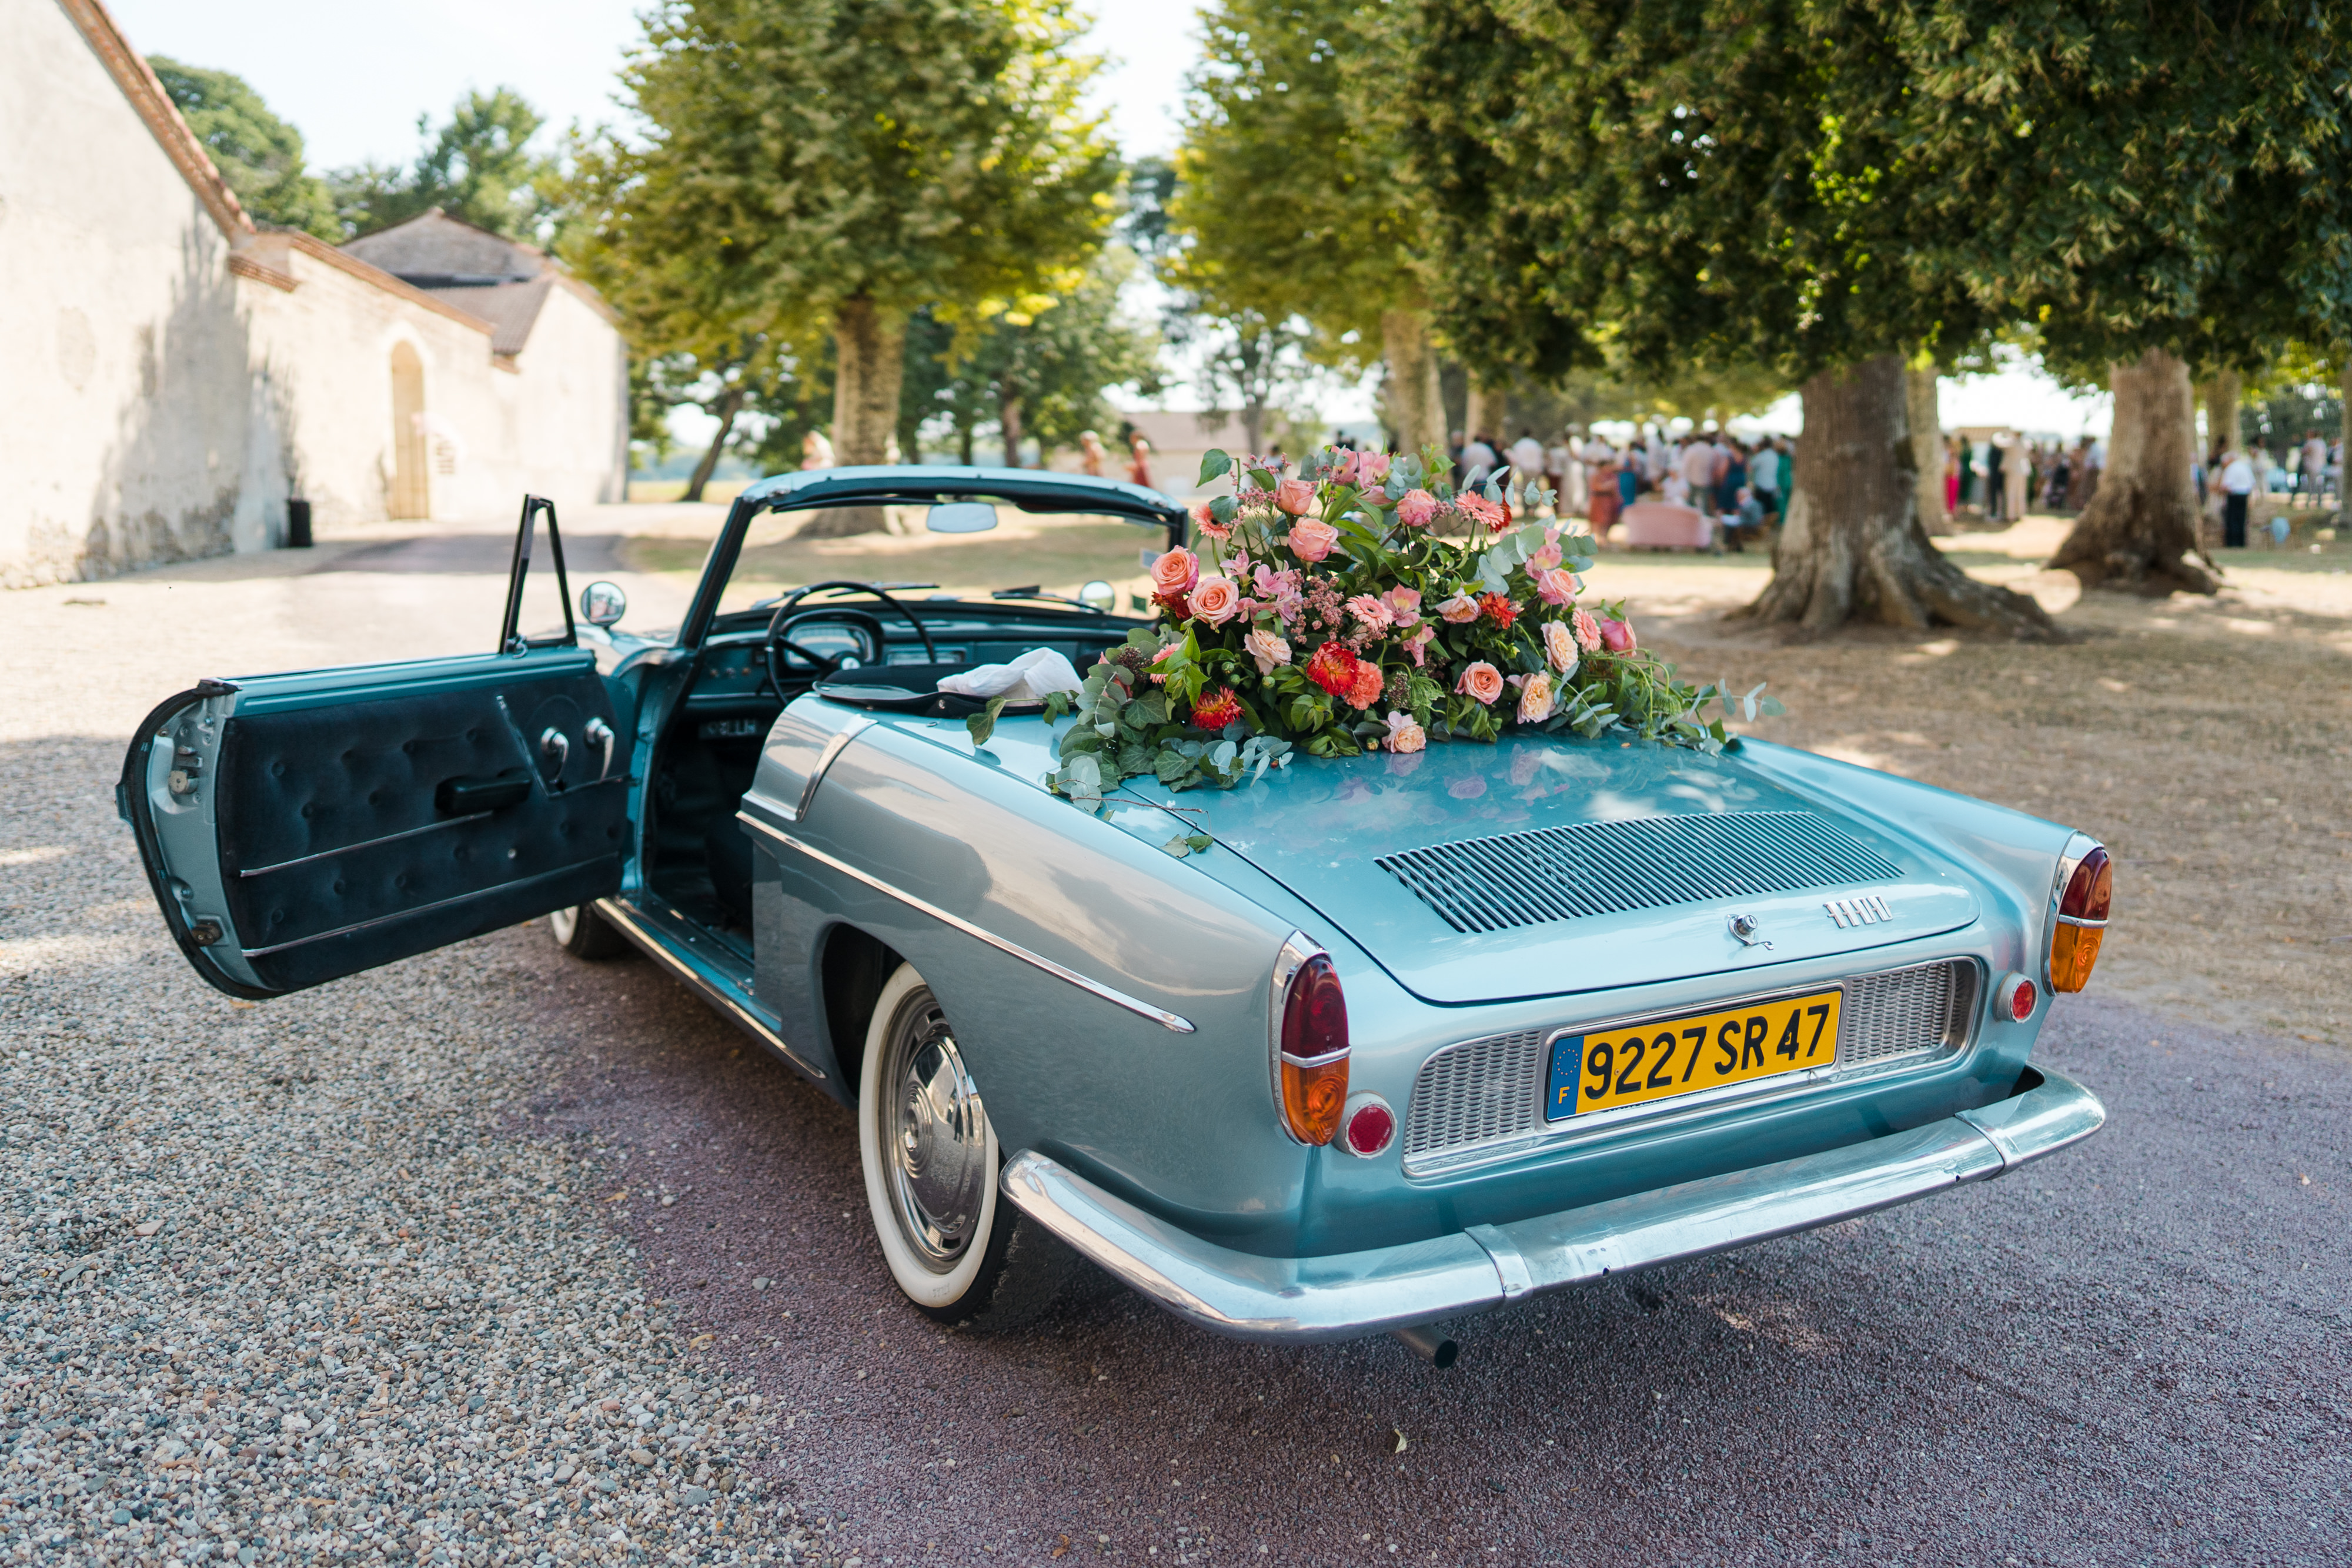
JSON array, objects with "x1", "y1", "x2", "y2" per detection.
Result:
[{"x1": 999, "y1": 1065, "x2": 2104, "y2": 1343}]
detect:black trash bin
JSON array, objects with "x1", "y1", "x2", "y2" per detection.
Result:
[{"x1": 286, "y1": 498, "x2": 312, "y2": 549}]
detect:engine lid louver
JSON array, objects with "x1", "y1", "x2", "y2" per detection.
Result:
[{"x1": 1376, "y1": 810, "x2": 1903, "y2": 935}]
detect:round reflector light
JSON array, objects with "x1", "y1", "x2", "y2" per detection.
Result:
[
  {"x1": 1341, "y1": 1093, "x2": 1396, "y2": 1158},
  {"x1": 2003, "y1": 974, "x2": 2037, "y2": 1022}
]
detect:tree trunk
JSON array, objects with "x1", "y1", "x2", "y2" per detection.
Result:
[
  {"x1": 2339, "y1": 353, "x2": 2350, "y2": 524},
  {"x1": 1741, "y1": 354, "x2": 2057, "y2": 638},
  {"x1": 681, "y1": 385, "x2": 746, "y2": 503},
  {"x1": 998, "y1": 390, "x2": 1025, "y2": 469},
  {"x1": 1905, "y1": 361, "x2": 1951, "y2": 536},
  {"x1": 800, "y1": 296, "x2": 906, "y2": 537},
  {"x1": 2201, "y1": 370, "x2": 2240, "y2": 463},
  {"x1": 1241, "y1": 400, "x2": 1267, "y2": 457},
  {"x1": 2048, "y1": 347, "x2": 2218, "y2": 594},
  {"x1": 1380, "y1": 309, "x2": 1444, "y2": 455},
  {"x1": 1463, "y1": 377, "x2": 1506, "y2": 445}
]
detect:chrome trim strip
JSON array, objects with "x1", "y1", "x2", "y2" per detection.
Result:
[
  {"x1": 239, "y1": 861, "x2": 600, "y2": 956},
  {"x1": 1268, "y1": 931, "x2": 1329, "y2": 1145},
  {"x1": 589, "y1": 897, "x2": 827, "y2": 1080},
  {"x1": 738, "y1": 816, "x2": 1197, "y2": 1035},
  {"x1": 236, "y1": 810, "x2": 493, "y2": 877},
  {"x1": 767, "y1": 715, "x2": 876, "y2": 823},
  {"x1": 997, "y1": 1068, "x2": 2105, "y2": 1344}
]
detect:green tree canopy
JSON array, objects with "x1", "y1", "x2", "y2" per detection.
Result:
[
  {"x1": 147, "y1": 56, "x2": 338, "y2": 238},
  {"x1": 1170, "y1": 0, "x2": 1446, "y2": 447},
  {"x1": 330, "y1": 88, "x2": 560, "y2": 240},
  {"x1": 567, "y1": 0, "x2": 1117, "y2": 530}
]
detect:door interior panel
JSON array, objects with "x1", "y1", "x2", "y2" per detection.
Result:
[{"x1": 207, "y1": 667, "x2": 630, "y2": 992}]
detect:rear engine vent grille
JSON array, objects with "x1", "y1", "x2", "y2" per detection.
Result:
[
  {"x1": 1401, "y1": 959, "x2": 1977, "y2": 1173},
  {"x1": 1376, "y1": 811, "x2": 1902, "y2": 935}
]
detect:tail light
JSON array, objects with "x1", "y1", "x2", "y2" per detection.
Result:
[
  {"x1": 1341, "y1": 1092, "x2": 1396, "y2": 1158},
  {"x1": 2047, "y1": 841, "x2": 2112, "y2": 993},
  {"x1": 1275, "y1": 942, "x2": 1349, "y2": 1145}
]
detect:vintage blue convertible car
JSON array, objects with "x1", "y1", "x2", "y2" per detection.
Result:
[{"x1": 121, "y1": 469, "x2": 2109, "y2": 1362}]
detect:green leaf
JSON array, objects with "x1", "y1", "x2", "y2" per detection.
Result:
[
  {"x1": 965, "y1": 695, "x2": 1010, "y2": 747},
  {"x1": 1185, "y1": 832, "x2": 1215, "y2": 854},
  {"x1": 1197, "y1": 449, "x2": 1232, "y2": 485}
]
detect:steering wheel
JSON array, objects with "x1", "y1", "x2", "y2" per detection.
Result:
[{"x1": 764, "y1": 580, "x2": 938, "y2": 693}]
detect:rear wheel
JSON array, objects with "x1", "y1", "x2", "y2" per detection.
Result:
[
  {"x1": 857, "y1": 962, "x2": 1100, "y2": 1329},
  {"x1": 547, "y1": 903, "x2": 631, "y2": 959}
]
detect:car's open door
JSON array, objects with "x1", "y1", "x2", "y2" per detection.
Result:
[{"x1": 118, "y1": 498, "x2": 637, "y2": 998}]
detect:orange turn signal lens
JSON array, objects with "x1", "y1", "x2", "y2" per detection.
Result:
[
  {"x1": 2047, "y1": 845, "x2": 2112, "y2": 994},
  {"x1": 1278, "y1": 954, "x2": 1350, "y2": 1145}
]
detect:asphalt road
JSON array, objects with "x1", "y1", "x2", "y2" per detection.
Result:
[{"x1": 524, "y1": 941, "x2": 2350, "y2": 1568}]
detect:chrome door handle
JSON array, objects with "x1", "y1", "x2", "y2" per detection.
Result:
[
  {"x1": 539, "y1": 726, "x2": 570, "y2": 778},
  {"x1": 584, "y1": 717, "x2": 615, "y2": 778}
]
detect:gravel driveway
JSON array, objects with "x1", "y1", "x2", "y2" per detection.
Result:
[{"x1": 4, "y1": 529, "x2": 2347, "y2": 1567}]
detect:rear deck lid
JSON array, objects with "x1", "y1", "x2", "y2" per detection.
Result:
[{"x1": 1146, "y1": 734, "x2": 1977, "y2": 1005}]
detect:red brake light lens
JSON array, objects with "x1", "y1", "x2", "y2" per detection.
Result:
[
  {"x1": 2049, "y1": 845, "x2": 2112, "y2": 994},
  {"x1": 1278, "y1": 955, "x2": 1349, "y2": 1145}
]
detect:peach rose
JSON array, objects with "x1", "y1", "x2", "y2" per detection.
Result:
[
  {"x1": 1287, "y1": 519, "x2": 1340, "y2": 563},
  {"x1": 1190, "y1": 573, "x2": 1241, "y2": 625},
  {"x1": 1533, "y1": 567, "x2": 1577, "y2": 607},
  {"x1": 1571, "y1": 608, "x2": 1603, "y2": 651},
  {"x1": 1151, "y1": 548, "x2": 1200, "y2": 596},
  {"x1": 1242, "y1": 627, "x2": 1291, "y2": 673},
  {"x1": 1455, "y1": 661, "x2": 1504, "y2": 706},
  {"x1": 1396, "y1": 489, "x2": 1439, "y2": 529},
  {"x1": 1275, "y1": 477, "x2": 1317, "y2": 516},
  {"x1": 1437, "y1": 593, "x2": 1481, "y2": 624},
  {"x1": 1598, "y1": 617, "x2": 1636, "y2": 653},
  {"x1": 1516, "y1": 671, "x2": 1556, "y2": 724},
  {"x1": 1542, "y1": 619, "x2": 1579, "y2": 675},
  {"x1": 1384, "y1": 710, "x2": 1426, "y2": 754}
]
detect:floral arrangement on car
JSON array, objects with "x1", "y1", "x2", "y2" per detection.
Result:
[{"x1": 971, "y1": 443, "x2": 1778, "y2": 814}]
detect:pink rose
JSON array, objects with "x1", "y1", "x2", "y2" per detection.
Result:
[
  {"x1": 1533, "y1": 567, "x2": 1577, "y2": 607},
  {"x1": 1516, "y1": 671, "x2": 1556, "y2": 724},
  {"x1": 1190, "y1": 573, "x2": 1241, "y2": 625},
  {"x1": 1396, "y1": 489, "x2": 1439, "y2": 529},
  {"x1": 1438, "y1": 593, "x2": 1481, "y2": 624},
  {"x1": 1384, "y1": 710, "x2": 1426, "y2": 754},
  {"x1": 1542, "y1": 620, "x2": 1579, "y2": 674},
  {"x1": 1572, "y1": 608, "x2": 1603, "y2": 652},
  {"x1": 1455, "y1": 661, "x2": 1504, "y2": 706},
  {"x1": 1402, "y1": 625, "x2": 1435, "y2": 667},
  {"x1": 1287, "y1": 519, "x2": 1340, "y2": 563},
  {"x1": 1275, "y1": 477, "x2": 1317, "y2": 516},
  {"x1": 1242, "y1": 627, "x2": 1291, "y2": 673},
  {"x1": 1598, "y1": 617, "x2": 1636, "y2": 653},
  {"x1": 1379, "y1": 586, "x2": 1422, "y2": 627},
  {"x1": 1151, "y1": 549, "x2": 1200, "y2": 596},
  {"x1": 1358, "y1": 452, "x2": 1391, "y2": 486},
  {"x1": 1345, "y1": 593, "x2": 1394, "y2": 631}
]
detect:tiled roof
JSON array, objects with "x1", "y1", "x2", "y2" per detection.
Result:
[
  {"x1": 425, "y1": 276, "x2": 554, "y2": 357},
  {"x1": 340, "y1": 210, "x2": 546, "y2": 286}
]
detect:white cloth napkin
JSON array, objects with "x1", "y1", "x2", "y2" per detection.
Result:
[{"x1": 935, "y1": 647, "x2": 1083, "y2": 703}]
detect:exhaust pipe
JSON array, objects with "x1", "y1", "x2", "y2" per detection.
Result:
[{"x1": 1391, "y1": 1324, "x2": 1458, "y2": 1368}]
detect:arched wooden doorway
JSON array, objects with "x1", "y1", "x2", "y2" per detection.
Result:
[{"x1": 389, "y1": 343, "x2": 429, "y2": 519}]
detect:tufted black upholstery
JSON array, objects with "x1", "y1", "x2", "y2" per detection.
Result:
[{"x1": 216, "y1": 670, "x2": 632, "y2": 992}]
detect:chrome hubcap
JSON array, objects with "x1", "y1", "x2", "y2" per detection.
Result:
[{"x1": 880, "y1": 991, "x2": 987, "y2": 1271}]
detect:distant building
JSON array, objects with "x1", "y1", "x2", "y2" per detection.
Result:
[{"x1": 0, "y1": 0, "x2": 629, "y2": 587}]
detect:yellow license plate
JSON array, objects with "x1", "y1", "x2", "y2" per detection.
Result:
[{"x1": 1546, "y1": 988, "x2": 1843, "y2": 1121}]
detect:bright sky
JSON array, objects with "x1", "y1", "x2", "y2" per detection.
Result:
[{"x1": 103, "y1": 0, "x2": 2105, "y2": 437}]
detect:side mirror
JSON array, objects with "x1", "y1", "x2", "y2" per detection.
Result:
[
  {"x1": 927, "y1": 502, "x2": 999, "y2": 534},
  {"x1": 1077, "y1": 579, "x2": 1117, "y2": 612},
  {"x1": 579, "y1": 580, "x2": 628, "y2": 628}
]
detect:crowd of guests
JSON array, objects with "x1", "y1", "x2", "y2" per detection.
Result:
[{"x1": 1446, "y1": 424, "x2": 1793, "y2": 551}]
